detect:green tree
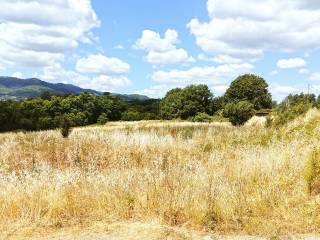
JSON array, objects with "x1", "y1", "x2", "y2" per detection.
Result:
[
  {"x1": 223, "y1": 100, "x2": 255, "y2": 126},
  {"x1": 209, "y1": 96, "x2": 226, "y2": 115},
  {"x1": 160, "y1": 88, "x2": 183, "y2": 120},
  {"x1": 225, "y1": 74, "x2": 272, "y2": 110},
  {"x1": 160, "y1": 85, "x2": 213, "y2": 120}
]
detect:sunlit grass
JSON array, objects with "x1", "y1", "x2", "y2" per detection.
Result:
[{"x1": 0, "y1": 112, "x2": 320, "y2": 236}]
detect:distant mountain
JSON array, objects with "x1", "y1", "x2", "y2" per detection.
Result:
[{"x1": 0, "y1": 77, "x2": 149, "y2": 101}]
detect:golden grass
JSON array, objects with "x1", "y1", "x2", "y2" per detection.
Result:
[{"x1": 1, "y1": 112, "x2": 320, "y2": 237}]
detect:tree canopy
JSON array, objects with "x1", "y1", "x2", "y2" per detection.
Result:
[
  {"x1": 160, "y1": 85, "x2": 213, "y2": 120},
  {"x1": 224, "y1": 74, "x2": 272, "y2": 110}
]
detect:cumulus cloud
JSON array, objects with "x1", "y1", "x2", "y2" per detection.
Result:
[
  {"x1": 87, "y1": 75, "x2": 131, "y2": 91},
  {"x1": 270, "y1": 84, "x2": 301, "y2": 101},
  {"x1": 146, "y1": 49, "x2": 194, "y2": 65},
  {"x1": 270, "y1": 70, "x2": 278, "y2": 76},
  {"x1": 135, "y1": 85, "x2": 170, "y2": 98},
  {"x1": 134, "y1": 29, "x2": 193, "y2": 65},
  {"x1": 0, "y1": 0, "x2": 99, "y2": 68},
  {"x1": 277, "y1": 58, "x2": 306, "y2": 69},
  {"x1": 76, "y1": 54, "x2": 130, "y2": 75},
  {"x1": 298, "y1": 68, "x2": 310, "y2": 74},
  {"x1": 152, "y1": 63, "x2": 254, "y2": 85},
  {"x1": 310, "y1": 72, "x2": 320, "y2": 81},
  {"x1": 12, "y1": 72, "x2": 23, "y2": 79},
  {"x1": 197, "y1": 54, "x2": 243, "y2": 64},
  {"x1": 188, "y1": 0, "x2": 320, "y2": 63},
  {"x1": 40, "y1": 63, "x2": 131, "y2": 92},
  {"x1": 136, "y1": 63, "x2": 253, "y2": 98}
]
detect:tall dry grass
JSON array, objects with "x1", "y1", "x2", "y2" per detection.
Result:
[{"x1": 0, "y1": 115, "x2": 320, "y2": 236}]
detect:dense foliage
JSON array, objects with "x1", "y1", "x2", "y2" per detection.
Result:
[
  {"x1": 225, "y1": 74, "x2": 272, "y2": 110},
  {"x1": 223, "y1": 100, "x2": 255, "y2": 126},
  {"x1": 0, "y1": 93, "x2": 160, "y2": 132},
  {"x1": 270, "y1": 93, "x2": 317, "y2": 126},
  {"x1": 160, "y1": 85, "x2": 213, "y2": 120}
]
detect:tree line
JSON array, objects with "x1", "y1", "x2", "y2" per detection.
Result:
[
  {"x1": 0, "y1": 92, "x2": 160, "y2": 132},
  {"x1": 1, "y1": 74, "x2": 319, "y2": 132}
]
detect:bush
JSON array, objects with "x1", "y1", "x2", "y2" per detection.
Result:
[
  {"x1": 97, "y1": 113, "x2": 109, "y2": 125},
  {"x1": 122, "y1": 111, "x2": 143, "y2": 121},
  {"x1": 223, "y1": 101, "x2": 255, "y2": 126},
  {"x1": 190, "y1": 112, "x2": 212, "y2": 122},
  {"x1": 60, "y1": 116, "x2": 72, "y2": 138},
  {"x1": 269, "y1": 93, "x2": 316, "y2": 126},
  {"x1": 272, "y1": 102, "x2": 313, "y2": 126},
  {"x1": 304, "y1": 148, "x2": 320, "y2": 195}
]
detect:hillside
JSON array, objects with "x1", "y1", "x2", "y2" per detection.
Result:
[{"x1": 0, "y1": 77, "x2": 149, "y2": 101}]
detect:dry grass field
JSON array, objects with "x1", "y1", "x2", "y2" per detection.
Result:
[{"x1": 1, "y1": 110, "x2": 320, "y2": 239}]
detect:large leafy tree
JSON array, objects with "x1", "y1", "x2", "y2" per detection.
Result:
[
  {"x1": 224, "y1": 74, "x2": 272, "y2": 110},
  {"x1": 160, "y1": 88, "x2": 183, "y2": 120},
  {"x1": 160, "y1": 84, "x2": 213, "y2": 120}
]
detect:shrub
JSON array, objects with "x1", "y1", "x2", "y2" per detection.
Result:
[
  {"x1": 223, "y1": 101, "x2": 255, "y2": 126},
  {"x1": 272, "y1": 102, "x2": 313, "y2": 126},
  {"x1": 304, "y1": 148, "x2": 320, "y2": 195},
  {"x1": 190, "y1": 112, "x2": 212, "y2": 122},
  {"x1": 60, "y1": 116, "x2": 72, "y2": 138},
  {"x1": 97, "y1": 113, "x2": 109, "y2": 125},
  {"x1": 122, "y1": 111, "x2": 143, "y2": 121},
  {"x1": 269, "y1": 93, "x2": 316, "y2": 126}
]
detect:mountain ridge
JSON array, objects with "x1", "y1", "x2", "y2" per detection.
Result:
[{"x1": 0, "y1": 77, "x2": 149, "y2": 101}]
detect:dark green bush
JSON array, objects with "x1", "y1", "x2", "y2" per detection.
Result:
[
  {"x1": 97, "y1": 113, "x2": 109, "y2": 125},
  {"x1": 223, "y1": 101, "x2": 255, "y2": 126},
  {"x1": 122, "y1": 111, "x2": 143, "y2": 121},
  {"x1": 190, "y1": 112, "x2": 212, "y2": 122},
  {"x1": 60, "y1": 116, "x2": 72, "y2": 138}
]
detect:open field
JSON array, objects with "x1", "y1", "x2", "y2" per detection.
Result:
[{"x1": 1, "y1": 111, "x2": 320, "y2": 239}]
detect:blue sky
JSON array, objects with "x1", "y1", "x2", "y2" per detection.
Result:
[{"x1": 1, "y1": 0, "x2": 320, "y2": 101}]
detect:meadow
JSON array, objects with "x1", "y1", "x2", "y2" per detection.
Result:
[{"x1": 1, "y1": 110, "x2": 320, "y2": 238}]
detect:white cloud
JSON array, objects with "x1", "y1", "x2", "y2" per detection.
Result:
[
  {"x1": 76, "y1": 54, "x2": 130, "y2": 75},
  {"x1": 136, "y1": 83, "x2": 229, "y2": 98},
  {"x1": 277, "y1": 58, "x2": 306, "y2": 69},
  {"x1": 88, "y1": 75, "x2": 131, "y2": 91},
  {"x1": 152, "y1": 63, "x2": 254, "y2": 86},
  {"x1": 134, "y1": 29, "x2": 193, "y2": 65},
  {"x1": 136, "y1": 63, "x2": 253, "y2": 98},
  {"x1": 270, "y1": 70, "x2": 278, "y2": 76},
  {"x1": 298, "y1": 68, "x2": 310, "y2": 74},
  {"x1": 310, "y1": 72, "x2": 320, "y2": 81},
  {"x1": 188, "y1": 0, "x2": 320, "y2": 63},
  {"x1": 134, "y1": 29, "x2": 178, "y2": 52},
  {"x1": 40, "y1": 63, "x2": 131, "y2": 92},
  {"x1": 114, "y1": 45, "x2": 124, "y2": 49},
  {"x1": 146, "y1": 49, "x2": 195, "y2": 65},
  {"x1": 0, "y1": 0, "x2": 99, "y2": 68},
  {"x1": 41, "y1": 63, "x2": 90, "y2": 85},
  {"x1": 135, "y1": 85, "x2": 170, "y2": 98},
  {"x1": 197, "y1": 54, "x2": 243, "y2": 64},
  {"x1": 270, "y1": 84, "x2": 301, "y2": 101},
  {"x1": 12, "y1": 72, "x2": 23, "y2": 78}
]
